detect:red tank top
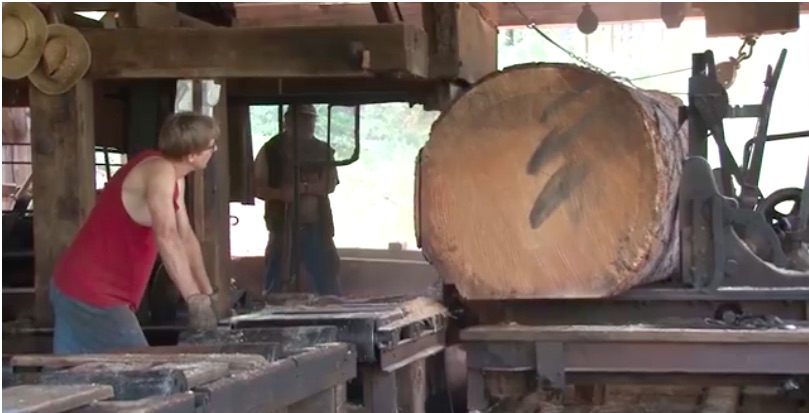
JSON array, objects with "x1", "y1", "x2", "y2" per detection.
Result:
[{"x1": 53, "y1": 150, "x2": 179, "y2": 311}]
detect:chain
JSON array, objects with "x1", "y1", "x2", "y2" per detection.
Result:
[
  {"x1": 736, "y1": 35, "x2": 759, "y2": 64},
  {"x1": 509, "y1": 2, "x2": 640, "y2": 88},
  {"x1": 723, "y1": 35, "x2": 759, "y2": 71}
]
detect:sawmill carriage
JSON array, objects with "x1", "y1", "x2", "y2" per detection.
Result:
[
  {"x1": 414, "y1": 3, "x2": 809, "y2": 411},
  {"x1": 2, "y1": 2, "x2": 809, "y2": 413}
]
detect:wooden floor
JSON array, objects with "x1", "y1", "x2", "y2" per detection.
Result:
[{"x1": 489, "y1": 385, "x2": 807, "y2": 413}]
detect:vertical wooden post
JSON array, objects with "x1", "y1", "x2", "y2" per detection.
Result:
[
  {"x1": 189, "y1": 80, "x2": 231, "y2": 316},
  {"x1": 209, "y1": 80, "x2": 231, "y2": 315},
  {"x1": 227, "y1": 103, "x2": 254, "y2": 204},
  {"x1": 30, "y1": 80, "x2": 96, "y2": 325}
]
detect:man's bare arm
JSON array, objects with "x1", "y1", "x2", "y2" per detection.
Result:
[
  {"x1": 145, "y1": 162, "x2": 201, "y2": 301},
  {"x1": 175, "y1": 179, "x2": 214, "y2": 296},
  {"x1": 254, "y1": 144, "x2": 291, "y2": 202}
]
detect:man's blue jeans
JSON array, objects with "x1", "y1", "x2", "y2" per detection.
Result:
[
  {"x1": 49, "y1": 280, "x2": 148, "y2": 354},
  {"x1": 264, "y1": 224, "x2": 339, "y2": 295}
]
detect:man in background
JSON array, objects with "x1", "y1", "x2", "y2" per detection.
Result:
[{"x1": 253, "y1": 104, "x2": 341, "y2": 295}]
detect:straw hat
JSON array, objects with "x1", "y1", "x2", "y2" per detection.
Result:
[
  {"x1": 2, "y1": 3, "x2": 48, "y2": 80},
  {"x1": 28, "y1": 24, "x2": 91, "y2": 96}
]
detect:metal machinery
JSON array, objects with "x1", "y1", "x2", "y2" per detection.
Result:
[{"x1": 457, "y1": 45, "x2": 809, "y2": 410}]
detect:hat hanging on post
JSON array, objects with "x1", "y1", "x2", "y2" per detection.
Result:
[
  {"x1": 28, "y1": 23, "x2": 92, "y2": 96},
  {"x1": 2, "y1": 2, "x2": 48, "y2": 80}
]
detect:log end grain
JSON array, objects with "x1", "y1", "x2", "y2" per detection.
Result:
[{"x1": 418, "y1": 63, "x2": 687, "y2": 300}]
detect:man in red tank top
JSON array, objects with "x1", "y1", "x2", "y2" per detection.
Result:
[{"x1": 50, "y1": 112, "x2": 221, "y2": 354}]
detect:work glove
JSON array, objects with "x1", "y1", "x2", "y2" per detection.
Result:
[{"x1": 187, "y1": 294, "x2": 218, "y2": 331}]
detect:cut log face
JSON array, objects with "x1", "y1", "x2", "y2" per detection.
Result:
[{"x1": 418, "y1": 63, "x2": 687, "y2": 300}]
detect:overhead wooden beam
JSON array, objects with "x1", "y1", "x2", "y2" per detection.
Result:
[
  {"x1": 226, "y1": 77, "x2": 442, "y2": 106},
  {"x1": 422, "y1": 3, "x2": 497, "y2": 83},
  {"x1": 371, "y1": 3, "x2": 400, "y2": 23},
  {"x1": 30, "y1": 80, "x2": 97, "y2": 326},
  {"x1": 39, "y1": 2, "x2": 218, "y2": 28},
  {"x1": 235, "y1": 2, "x2": 423, "y2": 27},
  {"x1": 235, "y1": 2, "x2": 809, "y2": 28},
  {"x1": 81, "y1": 24, "x2": 428, "y2": 79}
]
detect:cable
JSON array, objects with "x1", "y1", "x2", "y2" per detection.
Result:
[
  {"x1": 509, "y1": 2, "x2": 692, "y2": 88},
  {"x1": 630, "y1": 67, "x2": 691, "y2": 81}
]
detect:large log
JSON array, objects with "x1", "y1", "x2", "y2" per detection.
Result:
[{"x1": 417, "y1": 63, "x2": 688, "y2": 300}]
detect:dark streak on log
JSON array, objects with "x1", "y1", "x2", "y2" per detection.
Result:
[
  {"x1": 539, "y1": 80, "x2": 599, "y2": 124},
  {"x1": 530, "y1": 161, "x2": 590, "y2": 229},
  {"x1": 526, "y1": 106, "x2": 602, "y2": 176}
]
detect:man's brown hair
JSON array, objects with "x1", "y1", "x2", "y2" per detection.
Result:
[{"x1": 158, "y1": 111, "x2": 220, "y2": 160}]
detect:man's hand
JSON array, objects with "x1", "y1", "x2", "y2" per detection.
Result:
[{"x1": 187, "y1": 294, "x2": 218, "y2": 331}]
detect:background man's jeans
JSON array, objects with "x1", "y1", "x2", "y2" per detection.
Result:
[{"x1": 264, "y1": 224, "x2": 339, "y2": 295}]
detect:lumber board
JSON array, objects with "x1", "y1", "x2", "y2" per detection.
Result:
[
  {"x1": 422, "y1": 3, "x2": 497, "y2": 83},
  {"x1": 81, "y1": 24, "x2": 429, "y2": 79},
  {"x1": 40, "y1": 365, "x2": 191, "y2": 401},
  {"x1": 460, "y1": 325, "x2": 809, "y2": 343},
  {"x1": 3, "y1": 384, "x2": 114, "y2": 413},
  {"x1": 417, "y1": 63, "x2": 687, "y2": 300},
  {"x1": 10, "y1": 353, "x2": 268, "y2": 370},
  {"x1": 70, "y1": 393, "x2": 197, "y2": 413}
]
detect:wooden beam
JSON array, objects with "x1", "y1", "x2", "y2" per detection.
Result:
[
  {"x1": 235, "y1": 2, "x2": 424, "y2": 27},
  {"x1": 226, "y1": 77, "x2": 442, "y2": 106},
  {"x1": 422, "y1": 3, "x2": 498, "y2": 83},
  {"x1": 371, "y1": 3, "x2": 400, "y2": 23},
  {"x1": 235, "y1": 2, "x2": 809, "y2": 28},
  {"x1": 208, "y1": 81, "x2": 232, "y2": 317},
  {"x1": 227, "y1": 102, "x2": 254, "y2": 204},
  {"x1": 81, "y1": 25, "x2": 428, "y2": 79},
  {"x1": 187, "y1": 81, "x2": 232, "y2": 318},
  {"x1": 30, "y1": 80, "x2": 96, "y2": 325}
]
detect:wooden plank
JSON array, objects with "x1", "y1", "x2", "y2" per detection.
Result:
[
  {"x1": 71, "y1": 393, "x2": 196, "y2": 413},
  {"x1": 80, "y1": 25, "x2": 429, "y2": 79},
  {"x1": 206, "y1": 80, "x2": 232, "y2": 317},
  {"x1": 422, "y1": 3, "x2": 497, "y2": 83},
  {"x1": 3, "y1": 384, "x2": 114, "y2": 413},
  {"x1": 227, "y1": 102, "x2": 254, "y2": 204},
  {"x1": 30, "y1": 80, "x2": 97, "y2": 326},
  {"x1": 288, "y1": 384, "x2": 347, "y2": 413},
  {"x1": 235, "y1": 2, "x2": 424, "y2": 28},
  {"x1": 226, "y1": 77, "x2": 442, "y2": 106},
  {"x1": 456, "y1": 3, "x2": 498, "y2": 83},
  {"x1": 460, "y1": 325, "x2": 809, "y2": 343},
  {"x1": 152, "y1": 362, "x2": 230, "y2": 387},
  {"x1": 10, "y1": 353, "x2": 269, "y2": 370},
  {"x1": 371, "y1": 3, "x2": 400, "y2": 23},
  {"x1": 41, "y1": 365, "x2": 190, "y2": 400}
]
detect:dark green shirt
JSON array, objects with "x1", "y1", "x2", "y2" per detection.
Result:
[{"x1": 259, "y1": 135, "x2": 338, "y2": 237}]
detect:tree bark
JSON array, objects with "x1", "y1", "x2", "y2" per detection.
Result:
[{"x1": 416, "y1": 63, "x2": 688, "y2": 300}]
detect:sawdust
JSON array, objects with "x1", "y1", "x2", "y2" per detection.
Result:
[{"x1": 377, "y1": 296, "x2": 449, "y2": 332}]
